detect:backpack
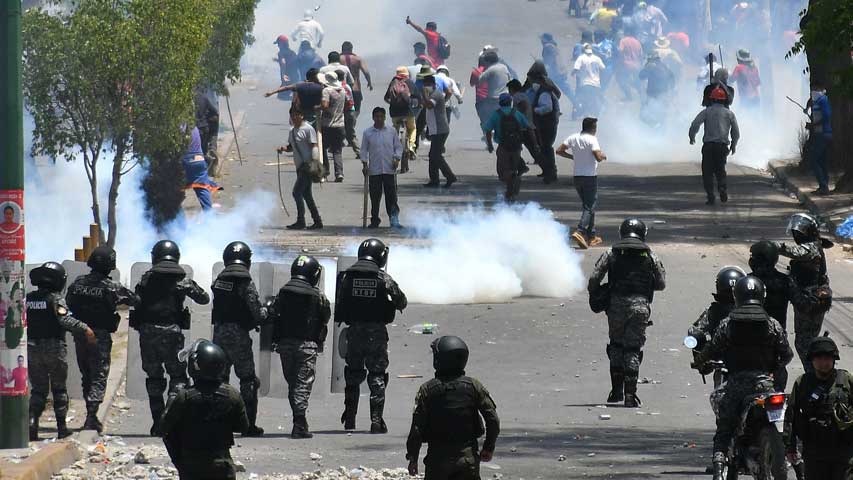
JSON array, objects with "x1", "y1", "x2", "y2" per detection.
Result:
[
  {"x1": 387, "y1": 78, "x2": 412, "y2": 110},
  {"x1": 438, "y1": 35, "x2": 451, "y2": 59},
  {"x1": 499, "y1": 109, "x2": 524, "y2": 151}
]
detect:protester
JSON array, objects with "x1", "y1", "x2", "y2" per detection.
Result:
[
  {"x1": 295, "y1": 41, "x2": 325, "y2": 79},
  {"x1": 557, "y1": 117, "x2": 606, "y2": 249},
  {"x1": 337, "y1": 71, "x2": 360, "y2": 159},
  {"x1": 422, "y1": 75, "x2": 457, "y2": 188},
  {"x1": 361, "y1": 107, "x2": 403, "y2": 229},
  {"x1": 483, "y1": 93, "x2": 530, "y2": 202},
  {"x1": 638, "y1": 51, "x2": 675, "y2": 126},
  {"x1": 589, "y1": 0, "x2": 618, "y2": 33},
  {"x1": 652, "y1": 36, "x2": 683, "y2": 83},
  {"x1": 696, "y1": 53, "x2": 722, "y2": 92},
  {"x1": 477, "y1": 51, "x2": 511, "y2": 128},
  {"x1": 572, "y1": 43, "x2": 605, "y2": 118},
  {"x1": 273, "y1": 35, "x2": 298, "y2": 100},
  {"x1": 436, "y1": 65, "x2": 463, "y2": 124},
  {"x1": 540, "y1": 33, "x2": 573, "y2": 101},
  {"x1": 264, "y1": 68, "x2": 325, "y2": 128},
  {"x1": 291, "y1": 10, "x2": 324, "y2": 49},
  {"x1": 730, "y1": 49, "x2": 761, "y2": 110},
  {"x1": 194, "y1": 86, "x2": 219, "y2": 163},
  {"x1": 702, "y1": 68, "x2": 735, "y2": 107},
  {"x1": 508, "y1": 79, "x2": 540, "y2": 173},
  {"x1": 616, "y1": 26, "x2": 644, "y2": 100},
  {"x1": 182, "y1": 126, "x2": 221, "y2": 211},
  {"x1": 321, "y1": 72, "x2": 347, "y2": 182},
  {"x1": 573, "y1": 31, "x2": 595, "y2": 60},
  {"x1": 527, "y1": 62, "x2": 561, "y2": 184},
  {"x1": 415, "y1": 65, "x2": 446, "y2": 149},
  {"x1": 689, "y1": 87, "x2": 741, "y2": 205},
  {"x1": 341, "y1": 41, "x2": 374, "y2": 153},
  {"x1": 279, "y1": 108, "x2": 322, "y2": 230},
  {"x1": 478, "y1": 45, "x2": 519, "y2": 81},
  {"x1": 805, "y1": 83, "x2": 832, "y2": 196},
  {"x1": 320, "y1": 52, "x2": 356, "y2": 92},
  {"x1": 385, "y1": 66, "x2": 419, "y2": 174},
  {"x1": 666, "y1": 31, "x2": 690, "y2": 59},
  {"x1": 593, "y1": 30, "x2": 614, "y2": 93},
  {"x1": 470, "y1": 60, "x2": 489, "y2": 134},
  {"x1": 412, "y1": 42, "x2": 436, "y2": 69},
  {"x1": 406, "y1": 17, "x2": 448, "y2": 66}
]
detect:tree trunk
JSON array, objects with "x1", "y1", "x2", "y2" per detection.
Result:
[
  {"x1": 83, "y1": 148, "x2": 104, "y2": 241},
  {"x1": 106, "y1": 138, "x2": 128, "y2": 248}
]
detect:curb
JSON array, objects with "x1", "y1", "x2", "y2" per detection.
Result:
[{"x1": 0, "y1": 442, "x2": 80, "y2": 480}]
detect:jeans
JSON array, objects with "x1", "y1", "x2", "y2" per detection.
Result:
[
  {"x1": 293, "y1": 167, "x2": 321, "y2": 223},
  {"x1": 392, "y1": 115, "x2": 417, "y2": 171},
  {"x1": 192, "y1": 188, "x2": 213, "y2": 211},
  {"x1": 575, "y1": 176, "x2": 597, "y2": 236},
  {"x1": 809, "y1": 134, "x2": 831, "y2": 191},
  {"x1": 322, "y1": 126, "x2": 345, "y2": 178},
  {"x1": 369, "y1": 174, "x2": 399, "y2": 224},
  {"x1": 701, "y1": 142, "x2": 729, "y2": 200},
  {"x1": 428, "y1": 133, "x2": 455, "y2": 183},
  {"x1": 344, "y1": 109, "x2": 360, "y2": 156}
]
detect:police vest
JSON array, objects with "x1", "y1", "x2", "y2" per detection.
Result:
[
  {"x1": 725, "y1": 305, "x2": 777, "y2": 373},
  {"x1": 610, "y1": 239, "x2": 655, "y2": 300},
  {"x1": 26, "y1": 290, "x2": 64, "y2": 340},
  {"x1": 795, "y1": 369, "x2": 853, "y2": 457},
  {"x1": 422, "y1": 376, "x2": 485, "y2": 444},
  {"x1": 66, "y1": 274, "x2": 119, "y2": 331},
  {"x1": 137, "y1": 269, "x2": 187, "y2": 325},
  {"x1": 338, "y1": 260, "x2": 396, "y2": 325},
  {"x1": 273, "y1": 279, "x2": 326, "y2": 343},
  {"x1": 172, "y1": 384, "x2": 240, "y2": 451},
  {"x1": 755, "y1": 270, "x2": 791, "y2": 325},
  {"x1": 211, "y1": 265, "x2": 253, "y2": 329},
  {"x1": 790, "y1": 244, "x2": 827, "y2": 288}
]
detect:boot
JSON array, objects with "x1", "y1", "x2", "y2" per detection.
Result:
[
  {"x1": 607, "y1": 370, "x2": 624, "y2": 403},
  {"x1": 287, "y1": 220, "x2": 306, "y2": 230},
  {"x1": 242, "y1": 380, "x2": 264, "y2": 437},
  {"x1": 56, "y1": 417, "x2": 72, "y2": 439},
  {"x1": 29, "y1": 415, "x2": 39, "y2": 441},
  {"x1": 624, "y1": 375, "x2": 642, "y2": 408},
  {"x1": 148, "y1": 396, "x2": 165, "y2": 437},
  {"x1": 53, "y1": 390, "x2": 72, "y2": 439},
  {"x1": 711, "y1": 452, "x2": 725, "y2": 480},
  {"x1": 369, "y1": 397, "x2": 387, "y2": 434},
  {"x1": 82, "y1": 402, "x2": 103, "y2": 434},
  {"x1": 341, "y1": 387, "x2": 359, "y2": 430},
  {"x1": 291, "y1": 415, "x2": 313, "y2": 439},
  {"x1": 370, "y1": 419, "x2": 388, "y2": 434}
]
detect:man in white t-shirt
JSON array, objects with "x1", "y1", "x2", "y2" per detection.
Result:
[
  {"x1": 556, "y1": 117, "x2": 607, "y2": 249},
  {"x1": 572, "y1": 44, "x2": 606, "y2": 118}
]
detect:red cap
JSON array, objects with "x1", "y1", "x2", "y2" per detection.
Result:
[
  {"x1": 710, "y1": 86, "x2": 728, "y2": 101},
  {"x1": 274, "y1": 34, "x2": 288, "y2": 45}
]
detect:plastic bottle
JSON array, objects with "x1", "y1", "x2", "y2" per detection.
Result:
[{"x1": 408, "y1": 323, "x2": 439, "y2": 334}]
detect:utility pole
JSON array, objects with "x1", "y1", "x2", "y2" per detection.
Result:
[{"x1": 0, "y1": 0, "x2": 28, "y2": 449}]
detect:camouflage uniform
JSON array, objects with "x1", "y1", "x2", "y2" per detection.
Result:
[
  {"x1": 774, "y1": 240, "x2": 830, "y2": 373},
  {"x1": 588, "y1": 241, "x2": 666, "y2": 404},
  {"x1": 695, "y1": 308, "x2": 793, "y2": 455},
  {"x1": 689, "y1": 301, "x2": 733, "y2": 390},
  {"x1": 66, "y1": 271, "x2": 138, "y2": 422},
  {"x1": 750, "y1": 266, "x2": 796, "y2": 390},
  {"x1": 277, "y1": 339, "x2": 319, "y2": 416},
  {"x1": 406, "y1": 375, "x2": 500, "y2": 480},
  {"x1": 133, "y1": 263, "x2": 209, "y2": 433}
]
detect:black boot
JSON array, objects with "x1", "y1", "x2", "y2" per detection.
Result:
[
  {"x1": 291, "y1": 415, "x2": 313, "y2": 439},
  {"x1": 56, "y1": 417, "x2": 72, "y2": 439},
  {"x1": 369, "y1": 397, "x2": 387, "y2": 434},
  {"x1": 148, "y1": 396, "x2": 165, "y2": 437},
  {"x1": 53, "y1": 389, "x2": 71, "y2": 439},
  {"x1": 712, "y1": 452, "x2": 725, "y2": 480},
  {"x1": 341, "y1": 386, "x2": 359, "y2": 430},
  {"x1": 29, "y1": 415, "x2": 39, "y2": 441},
  {"x1": 82, "y1": 402, "x2": 103, "y2": 434},
  {"x1": 623, "y1": 375, "x2": 642, "y2": 408},
  {"x1": 607, "y1": 369, "x2": 625, "y2": 403},
  {"x1": 242, "y1": 379, "x2": 264, "y2": 437}
]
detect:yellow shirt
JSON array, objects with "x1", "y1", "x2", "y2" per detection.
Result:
[{"x1": 591, "y1": 8, "x2": 618, "y2": 32}]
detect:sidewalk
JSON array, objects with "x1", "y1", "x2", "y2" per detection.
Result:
[{"x1": 769, "y1": 159, "x2": 853, "y2": 245}]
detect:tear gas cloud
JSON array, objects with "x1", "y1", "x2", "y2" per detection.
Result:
[{"x1": 381, "y1": 204, "x2": 586, "y2": 304}]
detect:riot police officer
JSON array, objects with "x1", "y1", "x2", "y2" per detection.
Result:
[
  {"x1": 693, "y1": 276, "x2": 793, "y2": 480},
  {"x1": 66, "y1": 245, "x2": 138, "y2": 433},
  {"x1": 211, "y1": 241, "x2": 266, "y2": 437},
  {"x1": 749, "y1": 240, "x2": 797, "y2": 391},
  {"x1": 336, "y1": 238, "x2": 407, "y2": 433},
  {"x1": 161, "y1": 340, "x2": 249, "y2": 480},
  {"x1": 784, "y1": 335, "x2": 853, "y2": 480},
  {"x1": 133, "y1": 240, "x2": 209, "y2": 437},
  {"x1": 269, "y1": 255, "x2": 331, "y2": 439},
  {"x1": 774, "y1": 213, "x2": 833, "y2": 373},
  {"x1": 588, "y1": 218, "x2": 666, "y2": 408},
  {"x1": 27, "y1": 262, "x2": 96, "y2": 440},
  {"x1": 406, "y1": 336, "x2": 500, "y2": 479}
]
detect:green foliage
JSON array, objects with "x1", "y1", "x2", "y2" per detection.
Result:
[
  {"x1": 788, "y1": 1, "x2": 853, "y2": 95},
  {"x1": 201, "y1": 0, "x2": 259, "y2": 94}
]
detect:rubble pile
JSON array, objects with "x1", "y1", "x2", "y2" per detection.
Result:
[
  {"x1": 258, "y1": 466, "x2": 417, "y2": 480},
  {"x1": 53, "y1": 438, "x2": 176, "y2": 480}
]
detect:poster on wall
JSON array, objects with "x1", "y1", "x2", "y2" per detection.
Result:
[{"x1": 0, "y1": 190, "x2": 28, "y2": 396}]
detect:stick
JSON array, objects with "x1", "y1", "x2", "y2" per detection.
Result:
[
  {"x1": 786, "y1": 95, "x2": 807, "y2": 111},
  {"x1": 718, "y1": 45, "x2": 724, "y2": 69},
  {"x1": 225, "y1": 93, "x2": 244, "y2": 166},
  {"x1": 362, "y1": 171, "x2": 369, "y2": 228},
  {"x1": 276, "y1": 150, "x2": 291, "y2": 217}
]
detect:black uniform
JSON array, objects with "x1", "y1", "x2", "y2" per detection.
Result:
[
  {"x1": 133, "y1": 261, "x2": 209, "y2": 432},
  {"x1": 211, "y1": 264, "x2": 266, "y2": 433},
  {"x1": 335, "y1": 259, "x2": 407, "y2": 429},
  {"x1": 750, "y1": 267, "x2": 796, "y2": 390},
  {"x1": 161, "y1": 380, "x2": 249, "y2": 480}
]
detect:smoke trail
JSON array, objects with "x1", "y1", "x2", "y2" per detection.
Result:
[{"x1": 382, "y1": 203, "x2": 585, "y2": 304}]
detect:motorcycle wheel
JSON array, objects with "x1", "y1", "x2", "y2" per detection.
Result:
[{"x1": 757, "y1": 425, "x2": 787, "y2": 480}]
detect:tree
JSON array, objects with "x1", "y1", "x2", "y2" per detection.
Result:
[{"x1": 23, "y1": 0, "x2": 216, "y2": 245}]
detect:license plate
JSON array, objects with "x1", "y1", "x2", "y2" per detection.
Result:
[{"x1": 767, "y1": 408, "x2": 785, "y2": 423}]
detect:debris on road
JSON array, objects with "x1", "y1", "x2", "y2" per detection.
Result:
[{"x1": 599, "y1": 414, "x2": 611, "y2": 420}]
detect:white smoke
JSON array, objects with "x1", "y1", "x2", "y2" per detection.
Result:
[{"x1": 383, "y1": 203, "x2": 585, "y2": 304}]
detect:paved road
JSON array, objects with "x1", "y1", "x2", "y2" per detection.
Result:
[{"x1": 96, "y1": 1, "x2": 853, "y2": 478}]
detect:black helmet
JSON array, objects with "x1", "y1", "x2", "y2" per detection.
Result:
[
  {"x1": 358, "y1": 238, "x2": 389, "y2": 268},
  {"x1": 808, "y1": 335, "x2": 840, "y2": 360},
  {"x1": 87, "y1": 245, "x2": 117, "y2": 274},
  {"x1": 431, "y1": 335, "x2": 470, "y2": 374},
  {"x1": 187, "y1": 339, "x2": 227, "y2": 382},
  {"x1": 619, "y1": 218, "x2": 647, "y2": 241},
  {"x1": 152, "y1": 240, "x2": 180, "y2": 264},
  {"x1": 223, "y1": 241, "x2": 252, "y2": 267},
  {"x1": 715, "y1": 266, "x2": 745, "y2": 300},
  {"x1": 291, "y1": 255, "x2": 322, "y2": 286},
  {"x1": 733, "y1": 275, "x2": 766, "y2": 307},
  {"x1": 787, "y1": 213, "x2": 819, "y2": 244},
  {"x1": 749, "y1": 241, "x2": 779, "y2": 272},
  {"x1": 30, "y1": 262, "x2": 67, "y2": 291}
]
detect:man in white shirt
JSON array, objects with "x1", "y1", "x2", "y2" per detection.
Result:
[
  {"x1": 361, "y1": 107, "x2": 403, "y2": 228},
  {"x1": 573, "y1": 44, "x2": 606, "y2": 118},
  {"x1": 556, "y1": 117, "x2": 607, "y2": 249},
  {"x1": 291, "y1": 10, "x2": 324, "y2": 49}
]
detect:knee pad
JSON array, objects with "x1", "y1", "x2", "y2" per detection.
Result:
[{"x1": 52, "y1": 389, "x2": 70, "y2": 414}]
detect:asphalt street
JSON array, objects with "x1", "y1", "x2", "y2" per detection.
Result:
[{"x1": 99, "y1": 1, "x2": 853, "y2": 478}]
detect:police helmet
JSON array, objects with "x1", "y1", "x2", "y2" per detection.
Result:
[
  {"x1": 30, "y1": 262, "x2": 67, "y2": 292},
  {"x1": 187, "y1": 339, "x2": 227, "y2": 382},
  {"x1": 733, "y1": 275, "x2": 766, "y2": 307},
  {"x1": 787, "y1": 213, "x2": 819, "y2": 244},
  {"x1": 152, "y1": 240, "x2": 181, "y2": 264},
  {"x1": 358, "y1": 238, "x2": 389, "y2": 269},
  {"x1": 715, "y1": 266, "x2": 746, "y2": 300},
  {"x1": 87, "y1": 245, "x2": 117, "y2": 274},
  {"x1": 749, "y1": 241, "x2": 779, "y2": 272},
  {"x1": 431, "y1": 335, "x2": 470, "y2": 374},
  {"x1": 619, "y1": 218, "x2": 647, "y2": 241},
  {"x1": 808, "y1": 335, "x2": 840, "y2": 360},
  {"x1": 223, "y1": 241, "x2": 252, "y2": 267},
  {"x1": 291, "y1": 255, "x2": 322, "y2": 286}
]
